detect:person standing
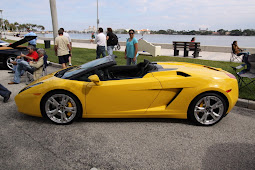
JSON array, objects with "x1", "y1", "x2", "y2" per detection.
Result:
[
  {"x1": 60, "y1": 28, "x2": 72, "y2": 66},
  {"x1": 0, "y1": 84, "x2": 11, "y2": 103},
  {"x1": 24, "y1": 28, "x2": 37, "y2": 48},
  {"x1": 106, "y1": 27, "x2": 116, "y2": 56},
  {"x1": 95, "y1": 27, "x2": 106, "y2": 59},
  {"x1": 90, "y1": 32, "x2": 95, "y2": 43},
  {"x1": 125, "y1": 29, "x2": 138, "y2": 65},
  {"x1": 54, "y1": 29, "x2": 72, "y2": 69}
]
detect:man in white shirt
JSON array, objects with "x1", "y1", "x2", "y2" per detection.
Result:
[
  {"x1": 60, "y1": 28, "x2": 72, "y2": 66},
  {"x1": 95, "y1": 27, "x2": 106, "y2": 59}
]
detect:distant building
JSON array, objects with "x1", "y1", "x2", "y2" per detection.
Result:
[
  {"x1": 225, "y1": 32, "x2": 231, "y2": 35},
  {"x1": 136, "y1": 29, "x2": 150, "y2": 34},
  {"x1": 84, "y1": 26, "x2": 96, "y2": 33},
  {"x1": 199, "y1": 28, "x2": 208, "y2": 33},
  {"x1": 212, "y1": 32, "x2": 220, "y2": 35}
]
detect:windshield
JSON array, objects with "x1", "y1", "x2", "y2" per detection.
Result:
[{"x1": 59, "y1": 56, "x2": 115, "y2": 79}]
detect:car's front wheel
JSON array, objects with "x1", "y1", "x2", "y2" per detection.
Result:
[
  {"x1": 188, "y1": 92, "x2": 227, "y2": 126},
  {"x1": 41, "y1": 91, "x2": 82, "y2": 124}
]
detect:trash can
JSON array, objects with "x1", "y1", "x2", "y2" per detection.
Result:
[{"x1": 44, "y1": 40, "x2": 51, "y2": 49}]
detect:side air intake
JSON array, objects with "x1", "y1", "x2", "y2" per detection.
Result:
[{"x1": 177, "y1": 71, "x2": 191, "y2": 77}]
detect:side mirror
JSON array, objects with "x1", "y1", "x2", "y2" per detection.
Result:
[{"x1": 88, "y1": 74, "x2": 102, "y2": 86}]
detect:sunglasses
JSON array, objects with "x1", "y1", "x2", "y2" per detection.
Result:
[{"x1": 129, "y1": 32, "x2": 134, "y2": 35}]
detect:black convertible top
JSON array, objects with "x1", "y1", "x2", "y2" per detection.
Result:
[{"x1": 8, "y1": 36, "x2": 37, "y2": 48}]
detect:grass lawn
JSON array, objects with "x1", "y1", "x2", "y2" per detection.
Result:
[{"x1": 5, "y1": 40, "x2": 255, "y2": 100}]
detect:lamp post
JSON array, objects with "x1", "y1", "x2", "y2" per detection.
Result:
[
  {"x1": 0, "y1": 10, "x2": 3, "y2": 39},
  {"x1": 49, "y1": 0, "x2": 59, "y2": 43},
  {"x1": 97, "y1": 0, "x2": 99, "y2": 32},
  {"x1": 0, "y1": 10, "x2": 2, "y2": 30}
]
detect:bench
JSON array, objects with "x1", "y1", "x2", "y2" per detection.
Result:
[{"x1": 173, "y1": 41, "x2": 201, "y2": 58}]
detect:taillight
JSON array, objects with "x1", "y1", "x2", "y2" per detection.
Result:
[
  {"x1": 226, "y1": 73, "x2": 236, "y2": 79},
  {"x1": 226, "y1": 89, "x2": 232, "y2": 93}
]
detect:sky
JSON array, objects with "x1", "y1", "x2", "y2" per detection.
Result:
[{"x1": 1, "y1": 0, "x2": 255, "y2": 31}]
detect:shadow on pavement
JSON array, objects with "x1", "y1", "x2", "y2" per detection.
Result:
[
  {"x1": 202, "y1": 143, "x2": 255, "y2": 170},
  {"x1": 15, "y1": 112, "x2": 194, "y2": 126},
  {"x1": 77, "y1": 117, "x2": 194, "y2": 125}
]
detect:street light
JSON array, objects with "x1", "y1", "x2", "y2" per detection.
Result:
[
  {"x1": 97, "y1": 0, "x2": 99, "y2": 32},
  {"x1": 49, "y1": 0, "x2": 59, "y2": 43},
  {"x1": 0, "y1": 10, "x2": 3, "y2": 32}
]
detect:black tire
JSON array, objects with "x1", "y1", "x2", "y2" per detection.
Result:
[
  {"x1": 41, "y1": 91, "x2": 82, "y2": 125},
  {"x1": 188, "y1": 92, "x2": 227, "y2": 126},
  {"x1": 4, "y1": 55, "x2": 16, "y2": 70}
]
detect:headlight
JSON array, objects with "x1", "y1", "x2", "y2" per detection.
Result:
[{"x1": 19, "y1": 82, "x2": 44, "y2": 94}]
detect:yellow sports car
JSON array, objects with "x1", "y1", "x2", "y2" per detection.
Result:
[{"x1": 15, "y1": 56, "x2": 238, "y2": 126}]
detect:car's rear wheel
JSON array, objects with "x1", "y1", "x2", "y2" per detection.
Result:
[
  {"x1": 4, "y1": 55, "x2": 16, "y2": 70},
  {"x1": 188, "y1": 92, "x2": 227, "y2": 126},
  {"x1": 41, "y1": 91, "x2": 82, "y2": 124}
]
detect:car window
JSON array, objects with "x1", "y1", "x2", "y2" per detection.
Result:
[
  {"x1": 61, "y1": 57, "x2": 114, "y2": 79},
  {"x1": 75, "y1": 71, "x2": 96, "y2": 82}
]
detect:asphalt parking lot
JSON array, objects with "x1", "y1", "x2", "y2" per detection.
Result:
[{"x1": 0, "y1": 66, "x2": 255, "y2": 170}]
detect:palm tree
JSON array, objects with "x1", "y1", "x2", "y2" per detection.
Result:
[
  {"x1": 9, "y1": 23, "x2": 16, "y2": 31},
  {"x1": 0, "y1": 18, "x2": 3, "y2": 30},
  {"x1": 37, "y1": 25, "x2": 45, "y2": 31},
  {"x1": 4, "y1": 19, "x2": 9, "y2": 30},
  {"x1": 13, "y1": 22, "x2": 19, "y2": 31}
]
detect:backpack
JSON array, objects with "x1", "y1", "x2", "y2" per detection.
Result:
[{"x1": 111, "y1": 33, "x2": 118, "y2": 46}]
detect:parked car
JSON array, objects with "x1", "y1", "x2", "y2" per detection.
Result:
[
  {"x1": 0, "y1": 40, "x2": 10, "y2": 46},
  {"x1": 15, "y1": 56, "x2": 239, "y2": 126},
  {"x1": 0, "y1": 36, "x2": 36, "y2": 69}
]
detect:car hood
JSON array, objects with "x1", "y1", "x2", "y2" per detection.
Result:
[{"x1": 8, "y1": 36, "x2": 37, "y2": 48}]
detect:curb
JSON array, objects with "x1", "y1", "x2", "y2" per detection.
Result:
[
  {"x1": 49, "y1": 62, "x2": 62, "y2": 68},
  {"x1": 236, "y1": 98, "x2": 255, "y2": 110},
  {"x1": 49, "y1": 62, "x2": 255, "y2": 110}
]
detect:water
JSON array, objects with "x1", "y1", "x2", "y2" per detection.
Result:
[{"x1": 37, "y1": 33, "x2": 255, "y2": 47}]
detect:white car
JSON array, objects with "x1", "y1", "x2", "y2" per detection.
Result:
[{"x1": 0, "y1": 40, "x2": 10, "y2": 46}]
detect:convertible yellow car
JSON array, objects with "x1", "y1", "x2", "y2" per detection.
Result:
[{"x1": 15, "y1": 56, "x2": 238, "y2": 125}]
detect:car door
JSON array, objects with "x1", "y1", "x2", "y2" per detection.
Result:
[{"x1": 85, "y1": 73, "x2": 162, "y2": 115}]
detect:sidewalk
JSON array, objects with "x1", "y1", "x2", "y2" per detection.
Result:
[
  {"x1": 4, "y1": 35, "x2": 255, "y2": 110},
  {"x1": 6, "y1": 35, "x2": 231, "y2": 62}
]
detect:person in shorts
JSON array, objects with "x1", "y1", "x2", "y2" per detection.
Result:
[{"x1": 54, "y1": 29, "x2": 72, "y2": 69}]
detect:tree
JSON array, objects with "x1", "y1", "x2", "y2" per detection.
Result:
[
  {"x1": 0, "y1": 18, "x2": 3, "y2": 30},
  {"x1": 242, "y1": 29, "x2": 255, "y2": 36},
  {"x1": 158, "y1": 30, "x2": 167, "y2": 34},
  {"x1": 217, "y1": 29, "x2": 228, "y2": 35},
  {"x1": 3, "y1": 19, "x2": 9, "y2": 30},
  {"x1": 166, "y1": 29, "x2": 175, "y2": 34},
  {"x1": 230, "y1": 29, "x2": 242, "y2": 36},
  {"x1": 37, "y1": 25, "x2": 45, "y2": 31},
  {"x1": 9, "y1": 23, "x2": 16, "y2": 31}
]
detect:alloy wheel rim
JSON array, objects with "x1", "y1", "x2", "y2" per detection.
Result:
[
  {"x1": 194, "y1": 96, "x2": 224, "y2": 125},
  {"x1": 7, "y1": 57, "x2": 15, "y2": 70},
  {"x1": 45, "y1": 94, "x2": 77, "y2": 124}
]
